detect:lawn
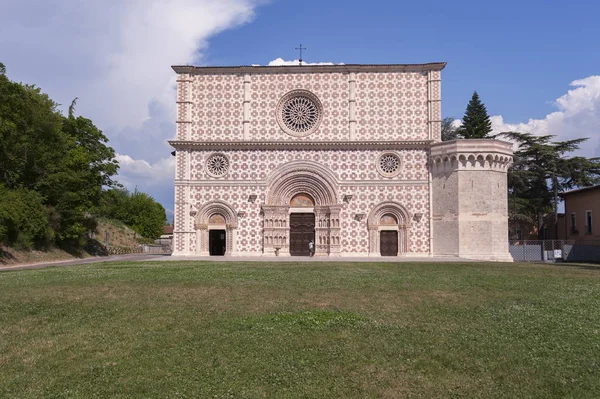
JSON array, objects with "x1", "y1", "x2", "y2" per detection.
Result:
[{"x1": 1, "y1": 261, "x2": 599, "y2": 398}]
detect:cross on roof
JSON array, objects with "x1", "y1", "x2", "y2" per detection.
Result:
[{"x1": 295, "y1": 44, "x2": 306, "y2": 65}]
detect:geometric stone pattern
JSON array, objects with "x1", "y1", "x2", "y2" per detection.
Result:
[
  {"x1": 170, "y1": 63, "x2": 513, "y2": 260},
  {"x1": 183, "y1": 70, "x2": 432, "y2": 142},
  {"x1": 180, "y1": 147, "x2": 431, "y2": 255},
  {"x1": 189, "y1": 149, "x2": 429, "y2": 182},
  {"x1": 355, "y1": 72, "x2": 429, "y2": 141},
  {"x1": 183, "y1": 179, "x2": 430, "y2": 255},
  {"x1": 249, "y1": 73, "x2": 348, "y2": 141},
  {"x1": 188, "y1": 74, "x2": 244, "y2": 141}
]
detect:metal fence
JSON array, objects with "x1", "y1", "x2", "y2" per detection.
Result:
[
  {"x1": 105, "y1": 244, "x2": 172, "y2": 256},
  {"x1": 509, "y1": 240, "x2": 600, "y2": 263}
]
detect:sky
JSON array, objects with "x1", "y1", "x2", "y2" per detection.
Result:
[{"x1": 1, "y1": 0, "x2": 599, "y2": 221}]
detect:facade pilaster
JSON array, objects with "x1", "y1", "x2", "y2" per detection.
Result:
[
  {"x1": 427, "y1": 70, "x2": 442, "y2": 142},
  {"x1": 348, "y1": 73, "x2": 357, "y2": 140},
  {"x1": 243, "y1": 74, "x2": 251, "y2": 140}
]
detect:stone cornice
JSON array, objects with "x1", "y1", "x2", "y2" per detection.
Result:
[
  {"x1": 430, "y1": 139, "x2": 513, "y2": 157},
  {"x1": 174, "y1": 180, "x2": 429, "y2": 187},
  {"x1": 169, "y1": 140, "x2": 433, "y2": 151},
  {"x1": 429, "y1": 139, "x2": 513, "y2": 173},
  {"x1": 172, "y1": 63, "x2": 447, "y2": 76}
]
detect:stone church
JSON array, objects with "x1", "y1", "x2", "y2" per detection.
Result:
[{"x1": 169, "y1": 62, "x2": 514, "y2": 261}]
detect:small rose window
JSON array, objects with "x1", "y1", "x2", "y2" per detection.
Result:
[
  {"x1": 206, "y1": 153, "x2": 229, "y2": 178},
  {"x1": 376, "y1": 153, "x2": 402, "y2": 177}
]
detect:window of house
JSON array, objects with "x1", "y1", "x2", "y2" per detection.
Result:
[
  {"x1": 570, "y1": 213, "x2": 577, "y2": 234},
  {"x1": 586, "y1": 211, "x2": 592, "y2": 234}
]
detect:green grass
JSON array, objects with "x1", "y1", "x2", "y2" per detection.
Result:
[{"x1": 1, "y1": 261, "x2": 599, "y2": 398}]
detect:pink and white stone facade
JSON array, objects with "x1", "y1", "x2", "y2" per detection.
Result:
[{"x1": 170, "y1": 63, "x2": 513, "y2": 260}]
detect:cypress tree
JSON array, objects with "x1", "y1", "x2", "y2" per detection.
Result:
[{"x1": 458, "y1": 91, "x2": 492, "y2": 139}]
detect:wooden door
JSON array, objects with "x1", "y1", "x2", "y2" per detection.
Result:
[
  {"x1": 289, "y1": 213, "x2": 315, "y2": 256},
  {"x1": 380, "y1": 231, "x2": 398, "y2": 256}
]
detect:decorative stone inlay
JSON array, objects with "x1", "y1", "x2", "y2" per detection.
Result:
[
  {"x1": 377, "y1": 152, "x2": 402, "y2": 177},
  {"x1": 290, "y1": 193, "x2": 315, "y2": 207},
  {"x1": 206, "y1": 153, "x2": 229, "y2": 177},
  {"x1": 380, "y1": 214, "x2": 398, "y2": 225},
  {"x1": 277, "y1": 90, "x2": 323, "y2": 137},
  {"x1": 209, "y1": 213, "x2": 226, "y2": 224}
]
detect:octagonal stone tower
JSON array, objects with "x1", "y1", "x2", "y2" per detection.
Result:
[{"x1": 430, "y1": 140, "x2": 514, "y2": 261}]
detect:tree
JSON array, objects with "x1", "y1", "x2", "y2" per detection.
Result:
[
  {"x1": 0, "y1": 185, "x2": 50, "y2": 249},
  {"x1": 98, "y1": 188, "x2": 167, "y2": 239},
  {"x1": 441, "y1": 117, "x2": 459, "y2": 141},
  {"x1": 499, "y1": 132, "x2": 600, "y2": 239},
  {"x1": 0, "y1": 64, "x2": 120, "y2": 249},
  {"x1": 457, "y1": 91, "x2": 492, "y2": 139}
]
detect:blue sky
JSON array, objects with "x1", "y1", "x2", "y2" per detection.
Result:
[{"x1": 1, "y1": 0, "x2": 599, "y2": 220}]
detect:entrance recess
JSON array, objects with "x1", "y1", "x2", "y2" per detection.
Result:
[
  {"x1": 209, "y1": 230, "x2": 226, "y2": 256},
  {"x1": 289, "y1": 213, "x2": 315, "y2": 256},
  {"x1": 380, "y1": 231, "x2": 398, "y2": 256}
]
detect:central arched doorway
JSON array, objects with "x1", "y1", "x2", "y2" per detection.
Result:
[{"x1": 262, "y1": 161, "x2": 341, "y2": 257}]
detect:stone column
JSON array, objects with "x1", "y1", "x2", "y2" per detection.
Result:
[
  {"x1": 328, "y1": 205, "x2": 342, "y2": 256},
  {"x1": 314, "y1": 206, "x2": 329, "y2": 256},
  {"x1": 261, "y1": 205, "x2": 290, "y2": 256},
  {"x1": 195, "y1": 224, "x2": 209, "y2": 256},
  {"x1": 368, "y1": 227, "x2": 380, "y2": 257}
]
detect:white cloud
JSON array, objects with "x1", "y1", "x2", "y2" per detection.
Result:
[
  {"x1": 114, "y1": 154, "x2": 176, "y2": 216},
  {"x1": 0, "y1": 0, "x2": 264, "y2": 221},
  {"x1": 268, "y1": 58, "x2": 344, "y2": 66},
  {"x1": 115, "y1": 155, "x2": 175, "y2": 187},
  {"x1": 491, "y1": 76, "x2": 600, "y2": 158}
]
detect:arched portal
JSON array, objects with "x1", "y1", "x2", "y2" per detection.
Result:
[
  {"x1": 262, "y1": 161, "x2": 341, "y2": 257},
  {"x1": 367, "y1": 202, "x2": 411, "y2": 256},
  {"x1": 194, "y1": 201, "x2": 238, "y2": 256}
]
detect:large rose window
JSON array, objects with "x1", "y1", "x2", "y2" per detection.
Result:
[{"x1": 277, "y1": 90, "x2": 323, "y2": 137}]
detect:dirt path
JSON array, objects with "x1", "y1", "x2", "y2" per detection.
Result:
[{"x1": 0, "y1": 254, "x2": 170, "y2": 272}]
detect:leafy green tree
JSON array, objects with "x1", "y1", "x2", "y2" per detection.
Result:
[
  {"x1": 0, "y1": 185, "x2": 50, "y2": 249},
  {"x1": 0, "y1": 64, "x2": 120, "y2": 249},
  {"x1": 98, "y1": 188, "x2": 167, "y2": 239},
  {"x1": 125, "y1": 190, "x2": 167, "y2": 239},
  {"x1": 441, "y1": 117, "x2": 459, "y2": 141},
  {"x1": 499, "y1": 132, "x2": 600, "y2": 239},
  {"x1": 457, "y1": 91, "x2": 492, "y2": 139},
  {"x1": 39, "y1": 100, "x2": 119, "y2": 246}
]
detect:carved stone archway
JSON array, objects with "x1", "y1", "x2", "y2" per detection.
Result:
[
  {"x1": 194, "y1": 200, "x2": 238, "y2": 256},
  {"x1": 367, "y1": 201, "x2": 411, "y2": 256},
  {"x1": 262, "y1": 161, "x2": 342, "y2": 257}
]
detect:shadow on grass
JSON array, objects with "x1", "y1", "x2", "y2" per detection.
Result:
[{"x1": 556, "y1": 261, "x2": 600, "y2": 271}]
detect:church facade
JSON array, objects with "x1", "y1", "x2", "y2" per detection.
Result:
[{"x1": 170, "y1": 63, "x2": 514, "y2": 261}]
